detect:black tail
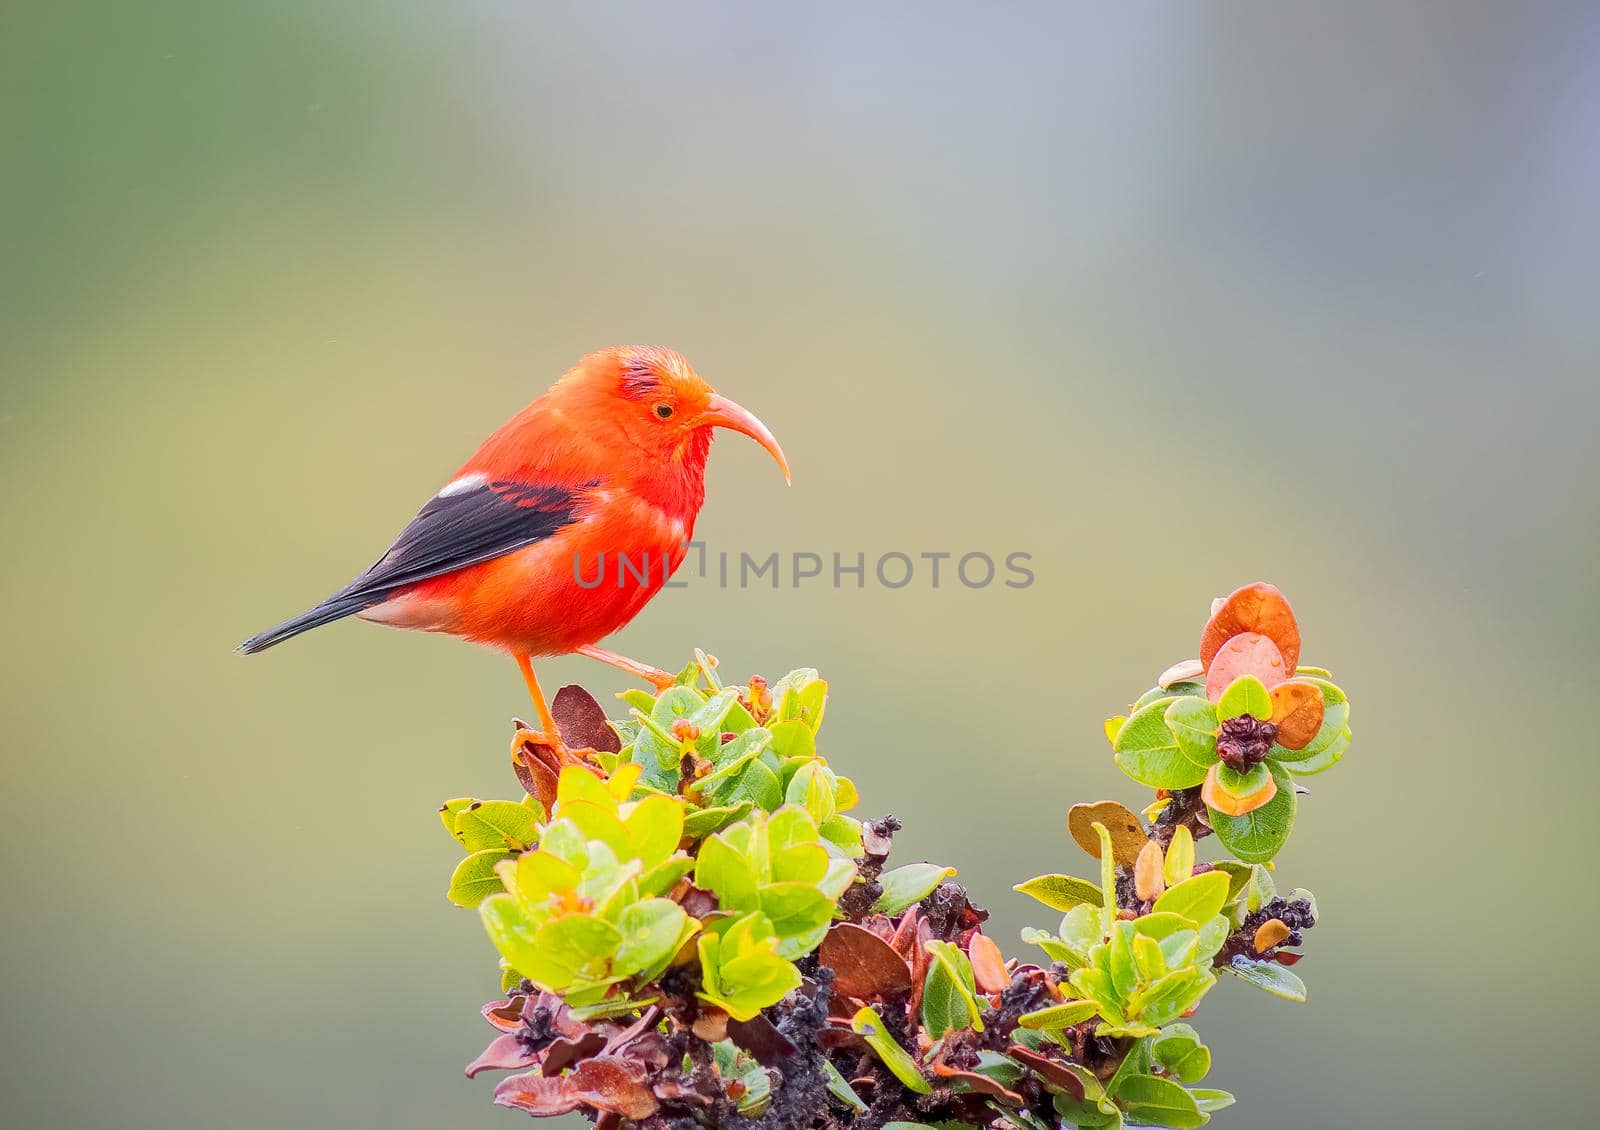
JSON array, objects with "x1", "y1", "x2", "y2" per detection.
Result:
[{"x1": 237, "y1": 592, "x2": 373, "y2": 654}]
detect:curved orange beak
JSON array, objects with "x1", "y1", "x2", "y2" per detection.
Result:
[{"x1": 699, "y1": 393, "x2": 791, "y2": 484}]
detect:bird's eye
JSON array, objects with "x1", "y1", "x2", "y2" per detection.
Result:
[{"x1": 653, "y1": 403, "x2": 674, "y2": 420}]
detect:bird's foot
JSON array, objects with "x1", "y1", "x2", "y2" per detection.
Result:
[
  {"x1": 510, "y1": 719, "x2": 596, "y2": 766},
  {"x1": 509, "y1": 725, "x2": 601, "y2": 809}
]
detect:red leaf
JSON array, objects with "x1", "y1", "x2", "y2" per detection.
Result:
[
  {"x1": 482, "y1": 998, "x2": 525, "y2": 1032},
  {"x1": 819, "y1": 923, "x2": 913, "y2": 1000},
  {"x1": 540, "y1": 1031, "x2": 607, "y2": 1075},
  {"x1": 493, "y1": 1072, "x2": 580, "y2": 1116},
  {"x1": 466, "y1": 1034, "x2": 538, "y2": 1078},
  {"x1": 1204, "y1": 632, "x2": 1289, "y2": 702},
  {"x1": 569, "y1": 1056, "x2": 661, "y2": 1120},
  {"x1": 1200, "y1": 583, "x2": 1301, "y2": 673}
]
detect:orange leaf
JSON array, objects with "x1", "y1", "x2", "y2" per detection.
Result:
[
  {"x1": 1269, "y1": 681, "x2": 1325, "y2": 749},
  {"x1": 967, "y1": 932, "x2": 1011, "y2": 994},
  {"x1": 1200, "y1": 582, "x2": 1301, "y2": 673},
  {"x1": 1201, "y1": 763, "x2": 1277, "y2": 816},
  {"x1": 1204, "y1": 633, "x2": 1289, "y2": 702},
  {"x1": 1253, "y1": 918, "x2": 1292, "y2": 953},
  {"x1": 1134, "y1": 839, "x2": 1166, "y2": 902}
]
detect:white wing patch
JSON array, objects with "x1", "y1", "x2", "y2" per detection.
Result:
[{"x1": 437, "y1": 471, "x2": 489, "y2": 497}]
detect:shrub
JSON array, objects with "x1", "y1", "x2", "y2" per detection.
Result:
[{"x1": 437, "y1": 583, "x2": 1350, "y2": 1127}]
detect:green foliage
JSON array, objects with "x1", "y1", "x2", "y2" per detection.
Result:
[
  {"x1": 475, "y1": 763, "x2": 695, "y2": 1003},
  {"x1": 435, "y1": 587, "x2": 1344, "y2": 1130}
]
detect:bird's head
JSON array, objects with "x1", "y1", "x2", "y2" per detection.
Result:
[{"x1": 563, "y1": 346, "x2": 790, "y2": 484}]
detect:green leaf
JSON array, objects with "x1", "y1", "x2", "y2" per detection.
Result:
[
  {"x1": 695, "y1": 830, "x2": 760, "y2": 912},
  {"x1": 1014, "y1": 874, "x2": 1103, "y2": 912},
  {"x1": 1225, "y1": 955, "x2": 1307, "y2": 1001},
  {"x1": 768, "y1": 719, "x2": 817, "y2": 761},
  {"x1": 785, "y1": 760, "x2": 836, "y2": 825},
  {"x1": 822, "y1": 1059, "x2": 868, "y2": 1112},
  {"x1": 1020, "y1": 928, "x2": 1080, "y2": 967},
  {"x1": 1215, "y1": 760, "x2": 1273, "y2": 799},
  {"x1": 1190, "y1": 1088, "x2": 1237, "y2": 1114},
  {"x1": 1114, "y1": 701, "x2": 1209, "y2": 790},
  {"x1": 1211, "y1": 761, "x2": 1297, "y2": 863},
  {"x1": 1152, "y1": 1023, "x2": 1211, "y2": 1083},
  {"x1": 448, "y1": 849, "x2": 514, "y2": 907},
  {"x1": 612, "y1": 898, "x2": 691, "y2": 979},
  {"x1": 922, "y1": 940, "x2": 984, "y2": 1038},
  {"x1": 851, "y1": 1006, "x2": 931, "y2": 1094},
  {"x1": 1152, "y1": 871, "x2": 1230, "y2": 925},
  {"x1": 1286, "y1": 726, "x2": 1349, "y2": 776},
  {"x1": 439, "y1": 797, "x2": 476, "y2": 844},
  {"x1": 1163, "y1": 825, "x2": 1195, "y2": 888},
  {"x1": 1109, "y1": 1073, "x2": 1206, "y2": 1129},
  {"x1": 1217, "y1": 674, "x2": 1271, "y2": 721},
  {"x1": 683, "y1": 802, "x2": 754, "y2": 839},
  {"x1": 1163, "y1": 697, "x2": 1220, "y2": 774},
  {"x1": 697, "y1": 916, "x2": 802, "y2": 1021},
  {"x1": 1131, "y1": 934, "x2": 1167, "y2": 981},
  {"x1": 1018, "y1": 999, "x2": 1100, "y2": 1030},
  {"x1": 819, "y1": 813, "x2": 865, "y2": 857},
  {"x1": 455, "y1": 800, "x2": 539, "y2": 852},
  {"x1": 1209, "y1": 860, "x2": 1254, "y2": 902},
  {"x1": 638, "y1": 855, "x2": 695, "y2": 898},
  {"x1": 760, "y1": 883, "x2": 834, "y2": 957},
  {"x1": 1051, "y1": 1090, "x2": 1123, "y2": 1128},
  {"x1": 872, "y1": 863, "x2": 956, "y2": 915},
  {"x1": 622, "y1": 794, "x2": 685, "y2": 869}
]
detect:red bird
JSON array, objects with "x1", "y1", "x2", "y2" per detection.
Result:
[{"x1": 240, "y1": 346, "x2": 788, "y2": 755}]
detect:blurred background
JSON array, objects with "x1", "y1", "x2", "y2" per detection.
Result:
[{"x1": 3, "y1": 2, "x2": 1595, "y2": 1127}]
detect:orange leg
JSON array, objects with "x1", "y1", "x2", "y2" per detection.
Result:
[
  {"x1": 514, "y1": 654, "x2": 569, "y2": 754},
  {"x1": 577, "y1": 644, "x2": 677, "y2": 691}
]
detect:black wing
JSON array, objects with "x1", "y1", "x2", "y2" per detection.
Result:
[{"x1": 238, "y1": 477, "x2": 590, "y2": 653}]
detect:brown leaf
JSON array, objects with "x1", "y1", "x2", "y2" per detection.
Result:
[
  {"x1": 1067, "y1": 801, "x2": 1149, "y2": 866},
  {"x1": 819, "y1": 923, "x2": 913, "y2": 1000},
  {"x1": 727, "y1": 1014, "x2": 798, "y2": 1065},
  {"x1": 1268, "y1": 681, "x2": 1326, "y2": 750},
  {"x1": 931, "y1": 1063, "x2": 1025, "y2": 1105},
  {"x1": 510, "y1": 730, "x2": 562, "y2": 811},
  {"x1": 466, "y1": 1034, "x2": 538, "y2": 1078},
  {"x1": 1201, "y1": 763, "x2": 1277, "y2": 817},
  {"x1": 569, "y1": 1056, "x2": 661, "y2": 1120},
  {"x1": 1200, "y1": 582, "x2": 1301, "y2": 673},
  {"x1": 1007, "y1": 1046, "x2": 1087, "y2": 1100},
  {"x1": 1204, "y1": 632, "x2": 1289, "y2": 702},
  {"x1": 967, "y1": 931, "x2": 1011, "y2": 994},
  {"x1": 691, "y1": 1010, "x2": 729, "y2": 1043},
  {"x1": 493, "y1": 1072, "x2": 580, "y2": 1116},
  {"x1": 553, "y1": 685, "x2": 622, "y2": 753}
]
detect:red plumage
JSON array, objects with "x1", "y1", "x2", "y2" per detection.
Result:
[{"x1": 240, "y1": 345, "x2": 788, "y2": 751}]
